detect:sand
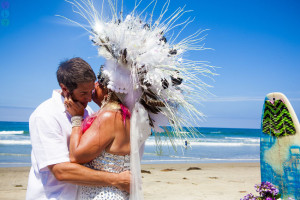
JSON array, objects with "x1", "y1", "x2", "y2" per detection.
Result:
[{"x1": 0, "y1": 162, "x2": 260, "y2": 200}]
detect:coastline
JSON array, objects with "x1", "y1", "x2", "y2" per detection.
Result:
[{"x1": 0, "y1": 162, "x2": 260, "y2": 200}]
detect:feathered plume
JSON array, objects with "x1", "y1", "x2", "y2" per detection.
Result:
[{"x1": 58, "y1": 0, "x2": 216, "y2": 149}]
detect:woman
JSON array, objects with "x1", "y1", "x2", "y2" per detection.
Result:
[
  {"x1": 63, "y1": 0, "x2": 215, "y2": 198},
  {"x1": 65, "y1": 79, "x2": 131, "y2": 200}
]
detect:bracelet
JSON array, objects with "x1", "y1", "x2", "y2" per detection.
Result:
[{"x1": 71, "y1": 116, "x2": 83, "y2": 127}]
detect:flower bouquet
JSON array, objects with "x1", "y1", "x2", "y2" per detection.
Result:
[{"x1": 241, "y1": 182, "x2": 294, "y2": 200}]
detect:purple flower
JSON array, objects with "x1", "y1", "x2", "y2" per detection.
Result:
[
  {"x1": 255, "y1": 181, "x2": 279, "y2": 197},
  {"x1": 240, "y1": 193, "x2": 256, "y2": 200},
  {"x1": 242, "y1": 182, "x2": 282, "y2": 200}
]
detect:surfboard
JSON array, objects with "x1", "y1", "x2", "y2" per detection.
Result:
[{"x1": 260, "y1": 92, "x2": 300, "y2": 199}]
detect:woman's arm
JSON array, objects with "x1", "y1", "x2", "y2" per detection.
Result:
[
  {"x1": 69, "y1": 111, "x2": 117, "y2": 164},
  {"x1": 65, "y1": 96, "x2": 119, "y2": 163}
]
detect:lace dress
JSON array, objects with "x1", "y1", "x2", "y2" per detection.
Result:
[{"x1": 77, "y1": 150, "x2": 130, "y2": 200}]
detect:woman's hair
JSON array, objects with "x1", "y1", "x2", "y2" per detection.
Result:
[
  {"x1": 98, "y1": 79, "x2": 122, "y2": 104},
  {"x1": 109, "y1": 92, "x2": 121, "y2": 103}
]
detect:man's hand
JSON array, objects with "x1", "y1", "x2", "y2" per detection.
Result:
[{"x1": 115, "y1": 170, "x2": 130, "y2": 193}]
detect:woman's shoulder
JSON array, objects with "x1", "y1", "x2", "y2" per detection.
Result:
[
  {"x1": 98, "y1": 109, "x2": 122, "y2": 122},
  {"x1": 98, "y1": 102, "x2": 130, "y2": 125}
]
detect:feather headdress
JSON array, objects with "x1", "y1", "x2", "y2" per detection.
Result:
[{"x1": 58, "y1": 0, "x2": 215, "y2": 199}]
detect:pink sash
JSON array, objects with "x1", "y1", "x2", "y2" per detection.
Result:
[{"x1": 82, "y1": 104, "x2": 131, "y2": 134}]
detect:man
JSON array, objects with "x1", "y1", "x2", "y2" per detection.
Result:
[{"x1": 26, "y1": 57, "x2": 130, "y2": 200}]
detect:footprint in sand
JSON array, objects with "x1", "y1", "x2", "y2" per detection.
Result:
[
  {"x1": 187, "y1": 167, "x2": 201, "y2": 171},
  {"x1": 161, "y1": 168, "x2": 176, "y2": 172},
  {"x1": 141, "y1": 169, "x2": 151, "y2": 174},
  {"x1": 14, "y1": 185, "x2": 23, "y2": 187}
]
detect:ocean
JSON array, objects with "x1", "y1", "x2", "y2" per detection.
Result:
[{"x1": 0, "y1": 121, "x2": 260, "y2": 167}]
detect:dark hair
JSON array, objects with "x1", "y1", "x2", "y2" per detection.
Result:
[{"x1": 56, "y1": 57, "x2": 96, "y2": 92}]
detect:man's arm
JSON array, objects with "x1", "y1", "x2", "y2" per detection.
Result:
[{"x1": 48, "y1": 162, "x2": 130, "y2": 192}]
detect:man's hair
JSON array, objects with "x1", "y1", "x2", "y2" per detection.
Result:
[{"x1": 57, "y1": 57, "x2": 96, "y2": 92}]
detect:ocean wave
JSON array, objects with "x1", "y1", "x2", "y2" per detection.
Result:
[
  {"x1": 0, "y1": 131, "x2": 24, "y2": 135},
  {"x1": 141, "y1": 158, "x2": 260, "y2": 163},
  {"x1": 143, "y1": 158, "x2": 260, "y2": 162},
  {"x1": 0, "y1": 153, "x2": 30, "y2": 156},
  {"x1": 189, "y1": 142, "x2": 259, "y2": 146},
  {"x1": 210, "y1": 131, "x2": 221, "y2": 134},
  {"x1": 0, "y1": 162, "x2": 31, "y2": 165},
  {"x1": 145, "y1": 139, "x2": 259, "y2": 147},
  {"x1": 0, "y1": 140, "x2": 31, "y2": 145},
  {"x1": 225, "y1": 137, "x2": 259, "y2": 142}
]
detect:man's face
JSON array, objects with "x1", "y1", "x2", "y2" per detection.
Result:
[{"x1": 69, "y1": 81, "x2": 95, "y2": 108}]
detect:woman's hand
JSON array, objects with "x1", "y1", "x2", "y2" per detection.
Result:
[
  {"x1": 64, "y1": 96, "x2": 85, "y2": 117},
  {"x1": 115, "y1": 171, "x2": 131, "y2": 192}
]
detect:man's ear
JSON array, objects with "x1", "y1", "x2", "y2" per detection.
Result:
[{"x1": 60, "y1": 83, "x2": 70, "y2": 97}]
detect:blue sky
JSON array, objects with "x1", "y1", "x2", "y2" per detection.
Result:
[{"x1": 0, "y1": 0, "x2": 299, "y2": 128}]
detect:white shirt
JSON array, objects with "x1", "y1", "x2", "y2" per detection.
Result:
[{"x1": 26, "y1": 90, "x2": 93, "y2": 200}]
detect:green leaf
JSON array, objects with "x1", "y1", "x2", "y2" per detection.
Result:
[{"x1": 275, "y1": 193, "x2": 281, "y2": 199}]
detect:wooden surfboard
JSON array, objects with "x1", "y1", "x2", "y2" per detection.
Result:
[{"x1": 260, "y1": 92, "x2": 300, "y2": 199}]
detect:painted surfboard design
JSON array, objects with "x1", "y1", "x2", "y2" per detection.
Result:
[
  {"x1": 262, "y1": 99, "x2": 296, "y2": 137},
  {"x1": 260, "y1": 92, "x2": 300, "y2": 200}
]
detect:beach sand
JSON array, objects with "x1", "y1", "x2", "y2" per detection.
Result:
[{"x1": 0, "y1": 162, "x2": 260, "y2": 200}]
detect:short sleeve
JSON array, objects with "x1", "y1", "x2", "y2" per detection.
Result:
[
  {"x1": 30, "y1": 115, "x2": 70, "y2": 171},
  {"x1": 85, "y1": 105, "x2": 94, "y2": 116}
]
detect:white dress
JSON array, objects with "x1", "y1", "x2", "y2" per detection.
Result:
[{"x1": 77, "y1": 150, "x2": 130, "y2": 200}]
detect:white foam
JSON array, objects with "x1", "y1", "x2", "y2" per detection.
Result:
[
  {"x1": 225, "y1": 137, "x2": 260, "y2": 143},
  {"x1": 200, "y1": 158, "x2": 259, "y2": 161},
  {"x1": 189, "y1": 142, "x2": 259, "y2": 146},
  {"x1": 0, "y1": 153, "x2": 30, "y2": 156},
  {"x1": 0, "y1": 131, "x2": 24, "y2": 135},
  {"x1": 145, "y1": 139, "x2": 259, "y2": 147},
  {"x1": 210, "y1": 131, "x2": 221, "y2": 134},
  {"x1": 0, "y1": 140, "x2": 31, "y2": 145},
  {"x1": 141, "y1": 158, "x2": 260, "y2": 163},
  {"x1": 0, "y1": 162, "x2": 31, "y2": 165}
]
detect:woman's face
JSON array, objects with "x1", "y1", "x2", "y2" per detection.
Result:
[{"x1": 92, "y1": 82, "x2": 108, "y2": 107}]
